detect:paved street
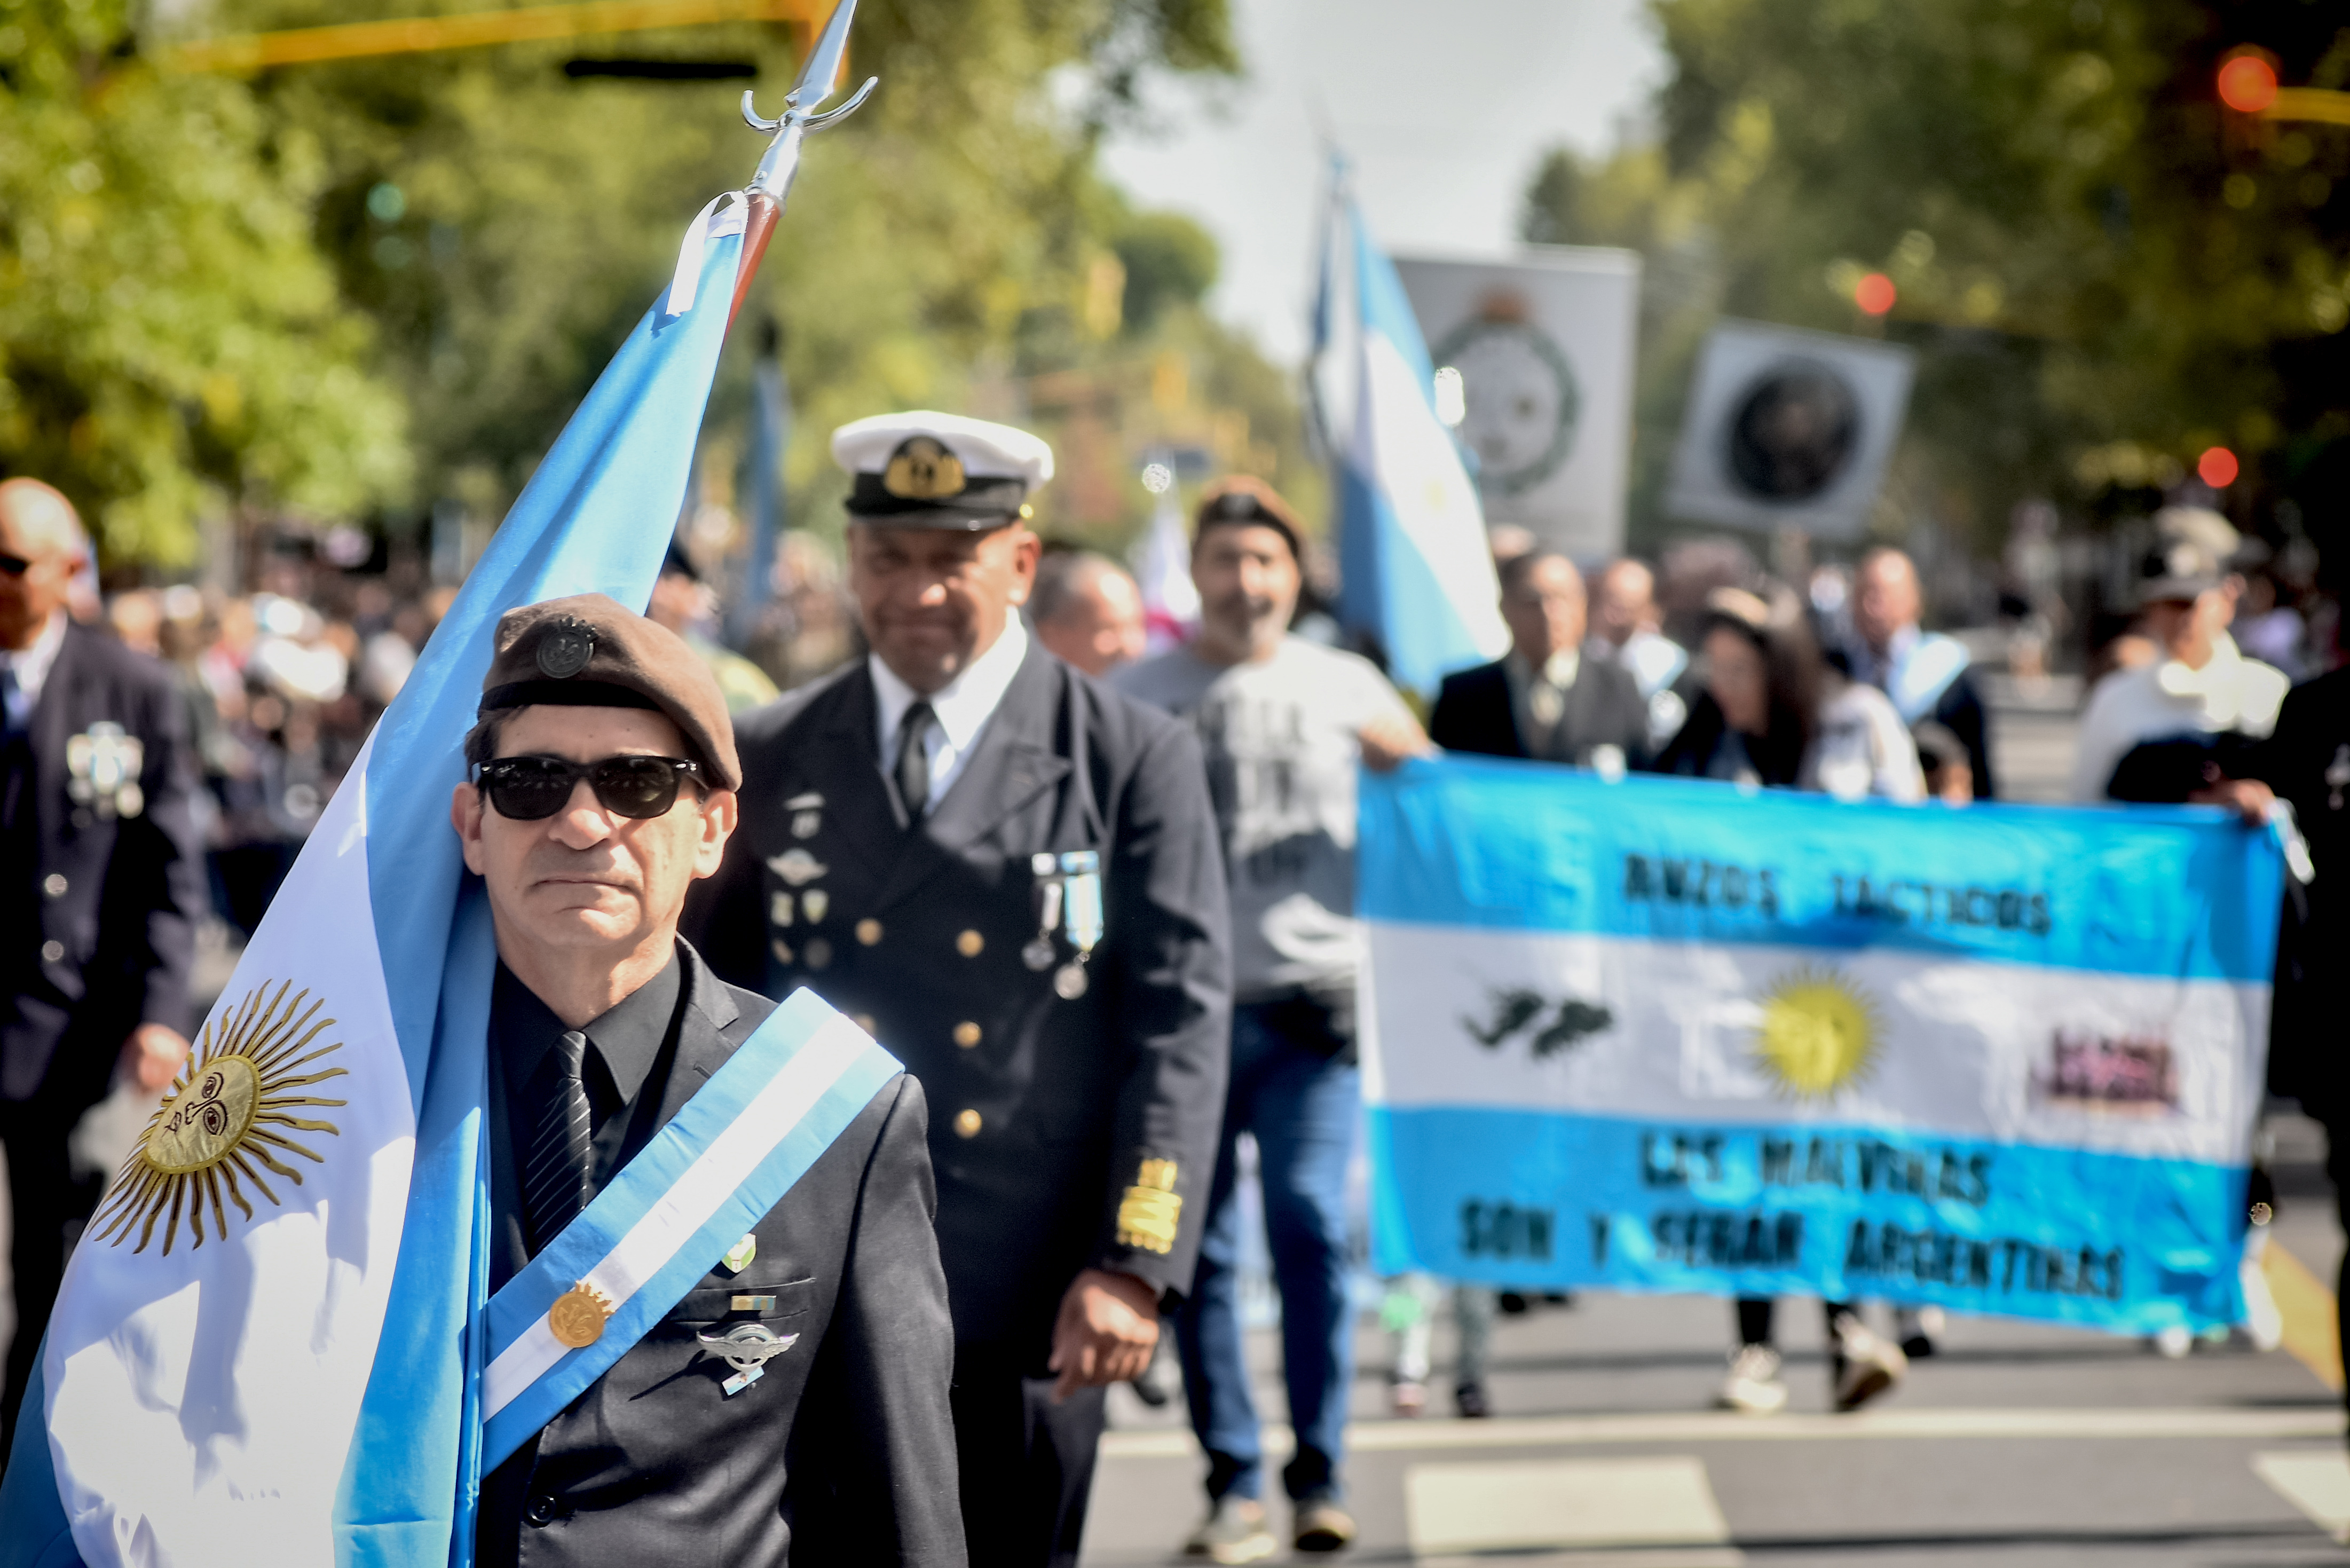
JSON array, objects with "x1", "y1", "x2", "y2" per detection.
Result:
[{"x1": 1082, "y1": 1116, "x2": 2350, "y2": 1566}]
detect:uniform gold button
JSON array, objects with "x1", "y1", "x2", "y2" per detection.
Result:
[
  {"x1": 41, "y1": 874, "x2": 67, "y2": 899},
  {"x1": 854, "y1": 1013, "x2": 877, "y2": 1035},
  {"x1": 953, "y1": 1108, "x2": 982, "y2": 1138},
  {"x1": 956, "y1": 928, "x2": 984, "y2": 957},
  {"x1": 40, "y1": 940, "x2": 62, "y2": 964},
  {"x1": 953, "y1": 1021, "x2": 981, "y2": 1048},
  {"x1": 856, "y1": 918, "x2": 883, "y2": 946}
]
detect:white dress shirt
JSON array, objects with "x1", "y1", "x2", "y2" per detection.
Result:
[
  {"x1": 3, "y1": 609, "x2": 68, "y2": 715},
  {"x1": 870, "y1": 613, "x2": 1030, "y2": 811}
]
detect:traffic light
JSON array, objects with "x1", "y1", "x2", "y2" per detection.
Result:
[{"x1": 2218, "y1": 53, "x2": 2280, "y2": 115}]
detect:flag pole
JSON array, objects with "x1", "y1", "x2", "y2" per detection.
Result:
[{"x1": 728, "y1": 0, "x2": 877, "y2": 326}]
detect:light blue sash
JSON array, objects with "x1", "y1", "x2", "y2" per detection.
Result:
[{"x1": 476, "y1": 988, "x2": 898, "y2": 1469}]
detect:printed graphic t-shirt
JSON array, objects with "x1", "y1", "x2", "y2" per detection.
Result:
[{"x1": 1117, "y1": 635, "x2": 1413, "y2": 999}]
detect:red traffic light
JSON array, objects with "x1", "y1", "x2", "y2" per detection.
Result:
[
  {"x1": 2197, "y1": 446, "x2": 2241, "y2": 487},
  {"x1": 2218, "y1": 54, "x2": 2279, "y2": 114},
  {"x1": 1854, "y1": 272, "x2": 1897, "y2": 317}
]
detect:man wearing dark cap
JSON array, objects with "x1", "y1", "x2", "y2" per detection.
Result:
[
  {"x1": 2070, "y1": 508, "x2": 2288, "y2": 805},
  {"x1": 451, "y1": 593, "x2": 964, "y2": 1566},
  {"x1": 685, "y1": 413, "x2": 1232, "y2": 1568},
  {"x1": 1117, "y1": 475, "x2": 1428, "y2": 1561}
]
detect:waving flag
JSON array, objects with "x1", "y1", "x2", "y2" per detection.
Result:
[
  {"x1": 1134, "y1": 467, "x2": 1200, "y2": 655},
  {"x1": 0, "y1": 202, "x2": 747, "y2": 1568},
  {"x1": 1311, "y1": 164, "x2": 1508, "y2": 696},
  {"x1": 1359, "y1": 759, "x2": 2283, "y2": 1335}
]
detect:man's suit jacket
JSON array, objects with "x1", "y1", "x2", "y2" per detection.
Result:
[
  {"x1": 684, "y1": 641, "x2": 1232, "y2": 1361},
  {"x1": 478, "y1": 942, "x2": 964, "y2": 1567},
  {"x1": 1, "y1": 621, "x2": 206, "y2": 1105},
  {"x1": 1430, "y1": 655, "x2": 1652, "y2": 766}
]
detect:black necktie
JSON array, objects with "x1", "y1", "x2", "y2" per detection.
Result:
[
  {"x1": 522, "y1": 1030, "x2": 593, "y2": 1250},
  {"x1": 895, "y1": 699, "x2": 936, "y2": 826}
]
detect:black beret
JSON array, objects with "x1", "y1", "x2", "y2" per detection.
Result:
[{"x1": 478, "y1": 593, "x2": 741, "y2": 792}]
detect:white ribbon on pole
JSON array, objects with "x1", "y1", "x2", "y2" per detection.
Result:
[{"x1": 663, "y1": 191, "x2": 749, "y2": 319}]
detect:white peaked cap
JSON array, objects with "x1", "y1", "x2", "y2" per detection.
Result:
[{"x1": 831, "y1": 411, "x2": 1055, "y2": 488}]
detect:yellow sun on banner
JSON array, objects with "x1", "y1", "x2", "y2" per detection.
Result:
[
  {"x1": 1753, "y1": 967, "x2": 1882, "y2": 1099},
  {"x1": 90, "y1": 980, "x2": 349, "y2": 1256}
]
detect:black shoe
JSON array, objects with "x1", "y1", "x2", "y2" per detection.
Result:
[{"x1": 1454, "y1": 1381, "x2": 1491, "y2": 1419}]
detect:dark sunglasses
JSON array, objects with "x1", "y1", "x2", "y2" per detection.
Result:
[{"x1": 473, "y1": 754, "x2": 703, "y2": 821}]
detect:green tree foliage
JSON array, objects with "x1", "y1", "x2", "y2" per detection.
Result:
[
  {"x1": 201, "y1": 0, "x2": 1242, "y2": 535},
  {"x1": 1528, "y1": 0, "x2": 2350, "y2": 554},
  {"x1": 0, "y1": 0, "x2": 406, "y2": 566},
  {"x1": 1113, "y1": 208, "x2": 1219, "y2": 331}
]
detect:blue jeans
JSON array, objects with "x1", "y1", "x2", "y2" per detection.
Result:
[{"x1": 1175, "y1": 999, "x2": 1360, "y2": 1503}]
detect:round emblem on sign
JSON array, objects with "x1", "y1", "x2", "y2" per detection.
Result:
[
  {"x1": 535, "y1": 619, "x2": 596, "y2": 680},
  {"x1": 1725, "y1": 361, "x2": 1860, "y2": 502},
  {"x1": 1431, "y1": 317, "x2": 1581, "y2": 499},
  {"x1": 92, "y1": 980, "x2": 349, "y2": 1256},
  {"x1": 548, "y1": 1282, "x2": 616, "y2": 1349}
]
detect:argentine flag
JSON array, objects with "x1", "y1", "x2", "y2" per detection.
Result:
[
  {"x1": 1312, "y1": 167, "x2": 1509, "y2": 696},
  {"x1": 0, "y1": 198, "x2": 750, "y2": 1567}
]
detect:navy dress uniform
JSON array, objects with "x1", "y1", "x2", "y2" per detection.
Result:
[
  {"x1": 0, "y1": 613, "x2": 206, "y2": 1443},
  {"x1": 687, "y1": 413, "x2": 1232, "y2": 1566}
]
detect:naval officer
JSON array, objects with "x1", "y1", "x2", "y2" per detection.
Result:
[
  {"x1": 0, "y1": 478, "x2": 207, "y2": 1449},
  {"x1": 687, "y1": 412, "x2": 1232, "y2": 1567},
  {"x1": 451, "y1": 594, "x2": 963, "y2": 1565}
]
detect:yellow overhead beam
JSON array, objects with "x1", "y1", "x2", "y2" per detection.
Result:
[
  {"x1": 164, "y1": 0, "x2": 826, "y2": 75},
  {"x1": 2267, "y1": 87, "x2": 2350, "y2": 129}
]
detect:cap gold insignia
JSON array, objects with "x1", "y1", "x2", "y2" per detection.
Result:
[
  {"x1": 92, "y1": 980, "x2": 348, "y2": 1256},
  {"x1": 549, "y1": 1281, "x2": 617, "y2": 1349},
  {"x1": 882, "y1": 436, "x2": 967, "y2": 500},
  {"x1": 1115, "y1": 1157, "x2": 1182, "y2": 1255}
]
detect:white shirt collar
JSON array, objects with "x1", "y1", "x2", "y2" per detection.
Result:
[
  {"x1": 869, "y1": 614, "x2": 1030, "y2": 805},
  {"x1": 6, "y1": 610, "x2": 69, "y2": 704}
]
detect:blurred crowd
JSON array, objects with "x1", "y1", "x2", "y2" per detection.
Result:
[{"x1": 85, "y1": 524, "x2": 875, "y2": 936}]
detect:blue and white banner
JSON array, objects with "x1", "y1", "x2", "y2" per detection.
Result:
[
  {"x1": 0, "y1": 199, "x2": 748, "y2": 1568},
  {"x1": 1360, "y1": 758, "x2": 2284, "y2": 1335}
]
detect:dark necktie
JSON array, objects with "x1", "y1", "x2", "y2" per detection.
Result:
[
  {"x1": 895, "y1": 699, "x2": 936, "y2": 826},
  {"x1": 522, "y1": 1029, "x2": 593, "y2": 1250},
  {"x1": 0, "y1": 663, "x2": 24, "y2": 742}
]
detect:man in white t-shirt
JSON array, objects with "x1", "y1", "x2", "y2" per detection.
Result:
[{"x1": 1117, "y1": 476, "x2": 1426, "y2": 1563}]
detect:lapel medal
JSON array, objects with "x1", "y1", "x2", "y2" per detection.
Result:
[
  {"x1": 786, "y1": 791, "x2": 824, "y2": 839},
  {"x1": 767, "y1": 848, "x2": 827, "y2": 887},
  {"x1": 721, "y1": 1232, "x2": 757, "y2": 1273},
  {"x1": 801, "y1": 889, "x2": 829, "y2": 924},
  {"x1": 698, "y1": 1322, "x2": 800, "y2": 1396},
  {"x1": 1026, "y1": 853, "x2": 1064, "y2": 970}
]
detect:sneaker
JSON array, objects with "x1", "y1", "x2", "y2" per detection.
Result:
[
  {"x1": 1390, "y1": 1375, "x2": 1428, "y2": 1417},
  {"x1": 1183, "y1": 1496, "x2": 1275, "y2": 1564},
  {"x1": 1454, "y1": 1380, "x2": 1491, "y2": 1419},
  {"x1": 1293, "y1": 1491, "x2": 1357, "y2": 1554},
  {"x1": 1716, "y1": 1343, "x2": 1788, "y2": 1414},
  {"x1": 1832, "y1": 1314, "x2": 1907, "y2": 1412},
  {"x1": 1894, "y1": 1304, "x2": 1942, "y2": 1359}
]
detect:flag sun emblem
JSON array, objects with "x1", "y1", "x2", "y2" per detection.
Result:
[
  {"x1": 1753, "y1": 967, "x2": 1882, "y2": 1099},
  {"x1": 91, "y1": 981, "x2": 349, "y2": 1255}
]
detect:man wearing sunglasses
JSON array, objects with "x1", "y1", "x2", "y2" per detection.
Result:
[
  {"x1": 685, "y1": 413, "x2": 1231, "y2": 1567},
  {"x1": 0, "y1": 478, "x2": 206, "y2": 1452},
  {"x1": 449, "y1": 595, "x2": 963, "y2": 1566}
]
